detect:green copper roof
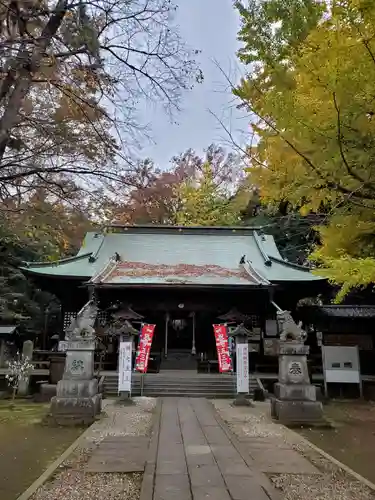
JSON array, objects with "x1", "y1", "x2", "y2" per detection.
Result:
[{"x1": 21, "y1": 225, "x2": 323, "y2": 286}]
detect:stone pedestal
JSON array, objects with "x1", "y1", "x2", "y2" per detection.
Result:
[
  {"x1": 272, "y1": 342, "x2": 323, "y2": 425},
  {"x1": 50, "y1": 339, "x2": 101, "y2": 426}
]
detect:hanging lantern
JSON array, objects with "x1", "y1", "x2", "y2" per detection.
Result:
[{"x1": 171, "y1": 319, "x2": 186, "y2": 331}]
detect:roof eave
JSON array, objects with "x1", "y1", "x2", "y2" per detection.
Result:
[
  {"x1": 21, "y1": 269, "x2": 91, "y2": 280},
  {"x1": 21, "y1": 252, "x2": 93, "y2": 269}
]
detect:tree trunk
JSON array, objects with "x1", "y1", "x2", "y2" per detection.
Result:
[{"x1": 0, "y1": 0, "x2": 68, "y2": 162}]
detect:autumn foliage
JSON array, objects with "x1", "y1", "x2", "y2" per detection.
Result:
[{"x1": 235, "y1": 0, "x2": 375, "y2": 299}]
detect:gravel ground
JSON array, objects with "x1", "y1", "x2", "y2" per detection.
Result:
[
  {"x1": 212, "y1": 400, "x2": 375, "y2": 500},
  {"x1": 31, "y1": 397, "x2": 156, "y2": 500}
]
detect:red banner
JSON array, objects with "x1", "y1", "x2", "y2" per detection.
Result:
[
  {"x1": 135, "y1": 324, "x2": 156, "y2": 373},
  {"x1": 213, "y1": 324, "x2": 233, "y2": 373}
]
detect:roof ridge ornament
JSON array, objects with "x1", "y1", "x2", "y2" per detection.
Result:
[
  {"x1": 240, "y1": 259, "x2": 271, "y2": 285},
  {"x1": 253, "y1": 230, "x2": 272, "y2": 267},
  {"x1": 90, "y1": 254, "x2": 120, "y2": 284}
]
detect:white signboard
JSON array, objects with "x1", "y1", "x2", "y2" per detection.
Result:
[
  {"x1": 236, "y1": 343, "x2": 249, "y2": 394},
  {"x1": 322, "y1": 345, "x2": 362, "y2": 397},
  {"x1": 118, "y1": 341, "x2": 132, "y2": 393}
]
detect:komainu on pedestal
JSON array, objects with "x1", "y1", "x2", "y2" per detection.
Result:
[
  {"x1": 50, "y1": 299, "x2": 102, "y2": 426},
  {"x1": 271, "y1": 310, "x2": 324, "y2": 426}
]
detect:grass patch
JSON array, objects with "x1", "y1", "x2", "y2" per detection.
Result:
[{"x1": 0, "y1": 400, "x2": 83, "y2": 500}]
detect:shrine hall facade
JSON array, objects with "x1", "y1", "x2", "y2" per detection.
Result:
[{"x1": 22, "y1": 225, "x2": 325, "y2": 370}]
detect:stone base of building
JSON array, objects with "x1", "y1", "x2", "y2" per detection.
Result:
[
  {"x1": 50, "y1": 393, "x2": 102, "y2": 426},
  {"x1": 271, "y1": 397, "x2": 324, "y2": 426}
]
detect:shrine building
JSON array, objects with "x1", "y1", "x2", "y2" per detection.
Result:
[{"x1": 22, "y1": 225, "x2": 325, "y2": 372}]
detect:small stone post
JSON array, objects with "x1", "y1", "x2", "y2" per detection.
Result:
[
  {"x1": 18, "y1": 340, "x2": 33, "y2": 396},
  {"x1": 271, "y1": 310, "x2": 324, "y2": 425},
  {"x1": 231, "y1": 324, "x2": 252, "y2": 406}
]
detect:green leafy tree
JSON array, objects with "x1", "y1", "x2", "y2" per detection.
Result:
[
  {"x1": 234, "y1": 0, "x2": 375, "y2": 299},
  {"x1": 176, "y1": 163, "x2": 243, "y2": 226}
]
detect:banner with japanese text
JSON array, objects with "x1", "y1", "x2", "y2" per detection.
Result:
[
  {"x1": 135, "y1": 324, "x2": 156, "y2": 373},
  {"x1": 213, "y1": 324, "x2": 233, "y2": 373}
]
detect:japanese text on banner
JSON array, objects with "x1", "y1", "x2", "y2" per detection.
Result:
[
  {"x1": 213, "y1": 324, "x2": 232, "y2": 373},
  {"x1": 135, "y1": 324, "x2": 155, "y2": 373}
]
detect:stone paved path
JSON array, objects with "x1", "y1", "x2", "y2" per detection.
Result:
[
  {"x1": 86, "y1": 435, "x2": 149, "y2": 473},
  {"x1": 150, "y1": 398, "x2": 280, "y2": 500}
]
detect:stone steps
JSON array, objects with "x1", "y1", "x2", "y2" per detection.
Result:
[{"x1": 103, "y1": 373, "x2": 259, "y2": 398}]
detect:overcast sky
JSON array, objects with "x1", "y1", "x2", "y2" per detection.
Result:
[{"x1": 139, "y1": 0, "x2": 248, "y2": 167}]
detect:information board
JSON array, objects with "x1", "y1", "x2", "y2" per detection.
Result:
[{"x1": 322, "y1": 345, "x2": 362, "y2": 396}]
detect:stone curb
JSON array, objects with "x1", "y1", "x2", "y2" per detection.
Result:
[
  {"x1": 139, "y1": 398, "x2": 162, "y2": 500},
  {"x1": 287, "y1": 427, "x2": 375, "y2": 492},
  {"x1": 16, "y1": 423, "x2": 95, "y2": 500}
]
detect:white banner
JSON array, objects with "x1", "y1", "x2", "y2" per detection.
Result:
[
  {"x1": 118, "y1": 341, "x2": 132, "y2": 393},
  {"x1": 236, "y1": 343, "x2": 249, "y2": 394}
]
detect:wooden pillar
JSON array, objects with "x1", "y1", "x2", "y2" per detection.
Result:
[
  {"x1": 191, "y1": 312, "x2": 196, "y2": 355},
  {"x1": 164, "y1": 312, "x2": 169, "y2": 358}
]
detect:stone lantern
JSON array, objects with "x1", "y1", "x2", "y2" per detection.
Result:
[{"x1": 231, "y1": 323, "x2": 253, "y2": 406}]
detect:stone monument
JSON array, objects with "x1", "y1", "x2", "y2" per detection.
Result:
[
  {"x1": 50, "y1": 298, "x2": 101, "y2": 425},
  {"x1": 271, "y1": 310, "x2": 324, "y2": 425}
]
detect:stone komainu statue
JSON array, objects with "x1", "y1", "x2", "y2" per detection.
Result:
[
  {"x1": 276, "y1": 310, "x2": 307, "y2": 343},
  {"x1": 65, "y1": 299, "x2": 98, "y2": 340}
]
